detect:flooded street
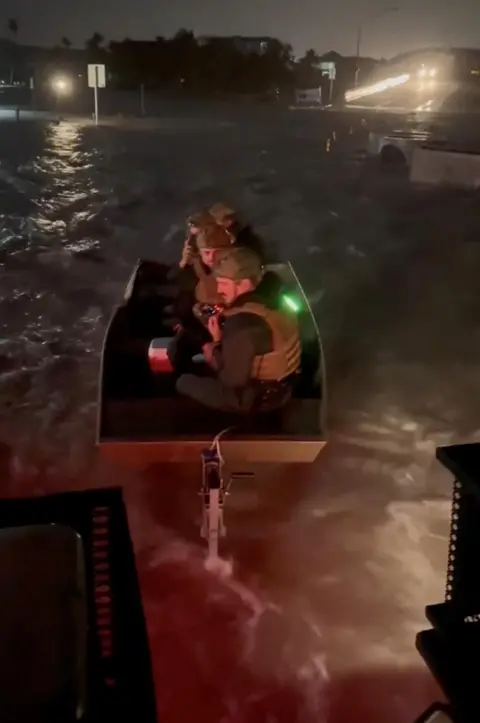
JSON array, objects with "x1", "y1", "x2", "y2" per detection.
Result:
[{"x1": 1, "y1": 107, "x2": 478, "y2": 721}]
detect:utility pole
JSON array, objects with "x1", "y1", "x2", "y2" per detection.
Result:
[
  {"x1": 354, "y1": 6, "x2": 398, "y2": 87},
  {"x1": 354, "y1": 23, "x2": 363, "y2": 87}
]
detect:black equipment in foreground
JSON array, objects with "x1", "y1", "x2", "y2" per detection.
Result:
[
  {"x1": 415, "y1": 443, "x2": 480, "y2": 723},
  {"x1": 0, "y1": 487, "x2": 157, "y2": 723}
]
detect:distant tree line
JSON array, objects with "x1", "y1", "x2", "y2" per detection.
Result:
[
  {"x1": 4, "y1": 18, "x2": 379, "y2": 95},
  {"x1": 81, "y1": 30, "x2": 329, "y2": 94}
]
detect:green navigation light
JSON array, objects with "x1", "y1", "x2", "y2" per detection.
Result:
[{"x1": 282, "y1": 294, "x2": 301, "y2": 313}]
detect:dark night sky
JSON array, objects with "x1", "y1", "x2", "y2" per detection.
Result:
[{"x1": 7, "y1": 0, "x2": 480, "y2": 58}]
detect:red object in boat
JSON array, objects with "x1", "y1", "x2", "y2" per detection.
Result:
[{"x1": 148, "y1": 338, "x2": 173, "y2": 373}]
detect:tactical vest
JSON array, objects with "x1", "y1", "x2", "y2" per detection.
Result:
[{"x1": 223, "y1": 301, "x2": 301, "y2": 382}]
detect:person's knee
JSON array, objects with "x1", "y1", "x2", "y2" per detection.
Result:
[
  {"x1": 176, "y1": 375, "x2": 227, "y2": 410},
  {"x1": 176, "y1": 373, "x2": 198, "y2": 397}
]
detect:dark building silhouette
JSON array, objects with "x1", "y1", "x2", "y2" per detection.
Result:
[{"x1": 197, "y1": 36, "x2": 276, "y2": 55}]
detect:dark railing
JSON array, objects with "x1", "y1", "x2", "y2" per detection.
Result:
[{"x1": 416, "y1": 443, "x2": 480, "y2": 723}]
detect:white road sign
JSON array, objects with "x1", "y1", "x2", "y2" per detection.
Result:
[
  {"x1": 87, "y1": 64, "x2": 106, "y2": 88},
  {"x1": 320, "y1": 61, "x2": 336, "y2": 80}
]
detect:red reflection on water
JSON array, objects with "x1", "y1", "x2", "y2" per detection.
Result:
[
  {"x1": 328, "y1": 668, "x2": 442, "y2": 723},
  {"x1": 138, "y1": 553, "x2": 326, "y2": 723},
  {"x1": 0, "y1": 450, "x2": 444, "y2": 723},
  {"x1": 136, "y1": 548, "x2": 443, "y2": 723}
]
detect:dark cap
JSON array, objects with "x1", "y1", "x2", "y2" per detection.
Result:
[
  {"x1": 187, "y1": 210, "x2": 216, "y2": 229},
  {"x1": 196, "y1": 225, "x2": 233, "y2": 250},
  {"x1": 212, "y1": 246, "x2": 263, "y2": 281},
  {"x1": 209, "y1": 202, "x2": 237, "y2": 224}
]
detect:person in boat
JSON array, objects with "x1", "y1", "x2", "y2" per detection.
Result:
[
  {"x1": 176, "y1": 246, "x2": 301, "y2": 413},
  {"x1": 209, "y1": 202, "x2": 271, "y2": 264},
  {"x1": 168, "y1": 224, "x2": 233, "y2": 373},
  {"x1": 173, "y1": 218, "x2": 233, "y2": 323},
  {"x1": 209, "y1": 201, "x2": 283, "y2": 301},
  {"x1": 178, "y1": 211, "x2": 217, "y2": 270}
]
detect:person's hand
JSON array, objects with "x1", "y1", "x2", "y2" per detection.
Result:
[
  {"x1": 202, "y1": 342, "x2": 216, "y2": 367},
  {"x1": 207, "y1": 314, "x2": 222, "y2": 342},
  {"x1": 179, "y1": 239, "x2": 193, "y2": 268}
]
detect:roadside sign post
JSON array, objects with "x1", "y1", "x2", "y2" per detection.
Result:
[
  {"x1": 329, "y1": 68, "x2": 335, "y2": 104},
  {"x1": 87, "y1": 64, "x2": 106, "y2": 125},
  {"x1": 320, "y1": 62, "x2": 336, "y2": 104},
  {"x1": 94, "y1": 66, "x2": 99, "y2": 123},
  {"x1": 30, "y1": 76, "x2": 35, "y2": 110}
]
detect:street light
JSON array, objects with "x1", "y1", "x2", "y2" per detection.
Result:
[
  {"x1": 51, "y1": 75, "x2": 72, "y2": 96},
  {"x1": 354, "y1": 6, "x2": 398, "y2": 86},
  {"x1": 50, "y1": 75, "x2": 73, "y2": 120}
]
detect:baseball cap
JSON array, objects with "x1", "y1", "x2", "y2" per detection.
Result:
[
  {"x1": 209, "y1": 202, "x2": 237, "y2": 224},
  {"x1": 212, "y1": 246, "x2": 263, "y2": 281},
  {"x1": 187, "y1": 210, "x2": 216, "y2": 228},
  {"x1": 196, "y1": 225, "x2": 233, "y2": 250}
]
